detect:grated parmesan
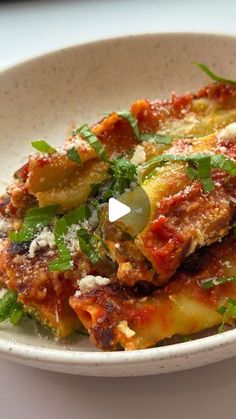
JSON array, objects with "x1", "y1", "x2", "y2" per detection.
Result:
[
  {"x1": 78, "y1": 275, "x2": 110, "y2": 294},
  {"x1": 131, "y1": 145, "x2": 146, "y2": 165},
  {"x1": 218, "y1": 122, "x2": 236, "y2": 141},
  {"x1": 29, "y1": 228, "x2": 56, "y2": 258},
  {"x1": 63, "y1": 224, "x2": 81, "y2": 255},
  {"x1": 63, "y1": 220, "x2": 90, "y2": 255}
]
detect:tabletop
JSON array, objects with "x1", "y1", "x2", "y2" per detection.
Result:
[{"x1": 0, "y1": 1, "x2": 236, "y2": 418}]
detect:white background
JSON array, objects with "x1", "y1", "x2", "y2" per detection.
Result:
[{"x1": 0, "y1": 1, "x2": 236, "y2": 418}]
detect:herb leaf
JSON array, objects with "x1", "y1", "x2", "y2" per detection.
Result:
[
  {"x1": 201, "y1": 277, "x2": 236, "y2": 289},
  {"x1": 66, "y1": 147, "x2": 81, "y2": 165},
  {"x1": 116, "y1": 110, "x2": 140, "y2": 139},
  {"x1": 49, "y1": 204, "x2": 91, "y2": 272},
  {"x1": 10, "y1": 305, "x2": 24, "y2": 325},
  {"x1": 9, "y1": 205, "x2": 59, "y2": 243},
  {"x1": 109, "y1": 158, "x2": 137, "y2": 196},
  {"x1": 217, "y1": 297, "x2": 236, "y2": 333},
  {"x1": 31, "y1": 140, "x2": 56, "y2": 154},
  {"x1": 194, "y1": 62, "x2": 236, "y2": 85},
  {"x1": 76, "y1": 124, "x2": 107, "y2": 161},
  {"x1": 142, "y1": 153, "x2": 214, "y2": 192},
  {"x1": 210, "y1": 154, "x2": 236, "y2": 176},
  {"x1": 48, "y1": 256, "x2": 73, "y2": 272},
  {"x1": 77, "y1": 228, "x2": 100, "y2": 264},
  {"x1": 0, "y1": 291, "x2": 18, "y2": 322},
  {"x1": 116, "y1": 110, "x2": 174, "y2": 145}
]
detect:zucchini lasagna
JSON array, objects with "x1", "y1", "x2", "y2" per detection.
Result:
[{"x1": 1, "y1": 64, "x2": 236, "y2": 350}]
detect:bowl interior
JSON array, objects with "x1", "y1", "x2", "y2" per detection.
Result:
[{"x1": 0, "y1": 32, "x2": 236, "y2": 357}]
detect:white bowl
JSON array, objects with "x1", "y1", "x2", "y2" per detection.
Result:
[{"x1": 0, "y1": 33, "x2": 236, "y2": 376}]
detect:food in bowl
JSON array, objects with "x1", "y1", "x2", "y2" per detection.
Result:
[{"x1": 1, "y1": 64, "x2": 236, "y2": 350}]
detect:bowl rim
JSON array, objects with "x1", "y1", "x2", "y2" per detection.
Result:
[
  {"x1": 1, "y1": 31, "x2": 236, "y2": 367},
  {"x1": 1, "y1": 31, "x2": 236, "y2": 73},
  {"x1": 0, "y1": 327, "x2": 235, "y2": 366}
]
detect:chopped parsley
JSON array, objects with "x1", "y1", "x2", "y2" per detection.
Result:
[
  {"x1": 31, "y1": 140, "x2": 56, "y2": 154},
  {"x1": 194, "y1": 62, "x2": 236, "y2": 85},
  {"x1": 217, "y1": 297, "x2": 236, "y2": 333},
  {"x1": 9, "y1": 205, "x2": 59, "y2": 242},
  {"x1": 0, "y1": 291, "x2": 24, "y2": 325},
  {"x1": 66, "y1": 147, "x2": 81, "y2": 165},
  {"x1": 75, "y1": 124, "x2": 107, "y2": 161},
  {"x1": 109, "y1": 157, "x2": 137, "y2": 196},
  {"x1": 201, "y1": 277, "x2": 236, "y2": 289},
  {"x1": 87, "y1": 158, "x2": 138, "y2": 202}
]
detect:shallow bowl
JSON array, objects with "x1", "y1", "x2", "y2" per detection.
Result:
[{"x1": 0, "y1": 32, "x2": 236, "y2": 376}]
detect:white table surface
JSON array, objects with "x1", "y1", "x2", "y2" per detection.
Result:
[{"x1": 1, "y1": 1, "x2": 236, "y2": 418}]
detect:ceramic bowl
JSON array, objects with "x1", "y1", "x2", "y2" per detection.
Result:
[{"x1": 0, "y1": 33, "x2": 236, "y2": 376}]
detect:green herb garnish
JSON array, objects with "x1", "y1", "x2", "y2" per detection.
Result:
[
  {"x1": 31, "y1": 140, "x2": 56, "y2": 154},
  {"x1": 143, "y1": 153, "x2": 214, "y2": 192},
  {"x1": 66, "y1": 147, "x2": 81, "y2": 165},
  {"x1": 201, "y1": 277, "x2": 236, "y2": 290},
  {"x1": 75, "y1": 124, "x2": 107, "y2": 161},
  {"x1": 0, "y1": 291, "x2": 24, "y2": 325},
  {"x1": 9, "y1": 205, "x2": 59, "y2": 242},
  {"x1": 109, "y1": 157, "x2": 137, "y2": 196},
  {"x1": 116, "y1": 110, "x2": 140, "y2": 138},
  {"x1": 49, "y1": 204, "x2": 91, "y2": 272},
  {"x1": 194, "y1": 62, "x2": 236, "y2": 85},
  {"x1": 210, "y1": 154, "x2": 236, "y2": 176},
  {"x1": 77, "y1": 228, "x2": 100, "y2": 264},
  {"x1": 217, "y1": 297, "x2": 236, "y2": 333},
  {"x1": 116, "y1": 110, "x2": 174, "y2": 145},
  {"x1": 10, "y1": 306, "x2": 24, "y2": 325}
]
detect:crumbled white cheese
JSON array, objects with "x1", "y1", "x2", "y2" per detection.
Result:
[
  {"x1": 114, "y1": 243, "x2": 120, "y2": 249},
  {"x1": 29, "y1": 228, "x2": 56, "y2": 258},
  {"x1": 78, "y1": 275, "x2": 110, "y2": 294},
  {"x1": 131, "y1": 145, "x2": 146, "y2": 165},
  {"x1": 63, "y1": 224, "x2": 81, "y2": 254},
  {"x1": 218, "y1": 122, "x2": 236, "y2": 141},
  {"x1": 117, "y1": 320, "x2": 136, "y2": 338},
  {"x1": 63, "y1": 220, "x2": 91, "y2": 255}
]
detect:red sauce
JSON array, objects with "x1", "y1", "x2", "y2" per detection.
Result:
[
  {"x1": 197, "y1": 82, "x2": 236, "y2": 103},
  {"x1": 37, "y1": 156, "x2": 51, "y2": 167},
  {"x1": 171, "y1": 93, "x2": 192, "y2": 117},
  {"x1": 158, "y1": 182, "x2": 202, "y2": 216}
]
